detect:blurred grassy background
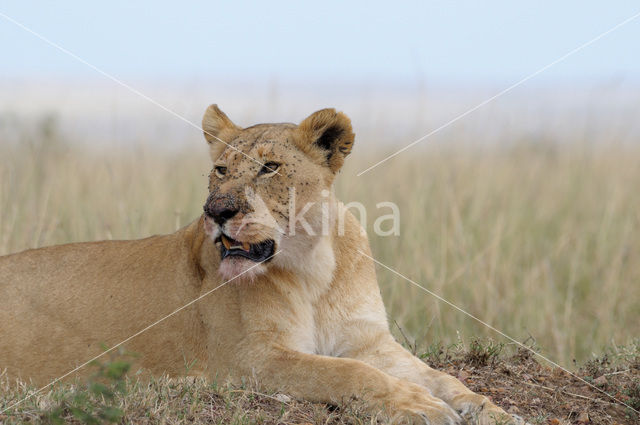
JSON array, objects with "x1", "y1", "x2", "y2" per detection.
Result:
[{"x1": 1, "y1": 116, "x2": 639, "y2": 367}]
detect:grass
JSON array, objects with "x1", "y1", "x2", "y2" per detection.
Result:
[
  {"x1": 2, "y1": 341, "x2": 638, "y2": 424},
  {"x1": 339, "y1": 144, "x2": 640, "y2": 366},
  {"x1": 1, "y1": 121, "x2": 639, "y2": 422},
  {"x1": 2, "y1": 133, "x2": 638, "y2": 365}
]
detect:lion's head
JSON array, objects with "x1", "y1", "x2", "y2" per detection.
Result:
[{"x1": 201, "y1": 105, "x2": 354, "y2": 280}]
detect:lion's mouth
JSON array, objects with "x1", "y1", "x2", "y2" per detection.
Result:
[{"x1": 215, "y1": 234, "x2": 275, "y2": 263}]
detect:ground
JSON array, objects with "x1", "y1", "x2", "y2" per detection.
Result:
[
  {"x1": 428, "y1": 342, "x2": 640, "y2": 425},
  {"x1": 1, "y1": 340, "x2": 638, "y2": 425}
]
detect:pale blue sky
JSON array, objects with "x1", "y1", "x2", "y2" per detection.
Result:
[{"x1": 1, "y1": 1, "x2": 640, "y2": 84}]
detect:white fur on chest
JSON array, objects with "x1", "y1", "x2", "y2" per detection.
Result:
[{"x1": 277, "y1": 235, "x2": 336, "y2": 354}]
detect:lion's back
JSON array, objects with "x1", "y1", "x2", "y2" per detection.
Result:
[{"x1": 0, "y1": 232, "x2": 203, "y2": 384}]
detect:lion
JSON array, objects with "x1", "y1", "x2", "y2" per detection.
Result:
[{"x1": 0, "y1": 105, "x2": 526, "y2": 424}]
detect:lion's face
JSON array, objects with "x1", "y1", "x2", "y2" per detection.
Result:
[{"x1": 201, "y1": 105, "x2": 354, "y2": 280}]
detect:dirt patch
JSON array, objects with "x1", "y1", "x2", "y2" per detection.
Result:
[{"x1": 425, "y1": 343, "x2": 640, "y2": 425}]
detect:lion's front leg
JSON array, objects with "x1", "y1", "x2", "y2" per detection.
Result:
[
  {"x1": 349, "y1": 333, "x2": 526, "y2": 425},
  {"x1": 237, "y1": 344, "x2": 463, "y2": 424}
]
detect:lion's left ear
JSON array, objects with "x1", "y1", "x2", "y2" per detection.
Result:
[{"x1": 296, "y1": 108, "x2": 355, "y2": 173}]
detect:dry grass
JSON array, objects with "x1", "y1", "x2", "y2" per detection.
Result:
[
  {"x1": 2, "y1": 131, "x2": 638, "y2": 366},
  {"x1": 1, "y1": 120, "x2": 640, "y2": 423},
  {"x1": 0, "y1": 367, "x2": 377, "y2": 424},
  {"x1": 2, "y1": 342, "x2": 638, "y2": 424},
  {"x1": 339, "y1": 144, "x2": 640, "y2": 366}
]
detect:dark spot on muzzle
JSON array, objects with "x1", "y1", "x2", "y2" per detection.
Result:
[{"x1": 203, "y1": 194, "x2": 239, "y2": 226}]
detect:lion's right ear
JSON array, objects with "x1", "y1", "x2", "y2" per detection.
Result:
[{"x1": 202, "y1": 104, "x2": 240, "y2": 161}]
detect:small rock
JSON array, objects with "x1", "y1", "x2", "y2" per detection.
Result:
[
  {"x1": 577, "y1": 411, "x2": 590, "y2": 424},
  {"x1": 274, "y1": 393, "x2": 292, "y2": 403},
  {"x1": 547, "y1": 419, "x2": 560, "y2": 425},
  {"x1": 593, "y1": 375, "x2": 607, "y2": 387}
]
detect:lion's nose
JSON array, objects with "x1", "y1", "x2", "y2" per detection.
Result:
[{"x1": 206, "y1": 202, "x2": 239, "y2": 226}]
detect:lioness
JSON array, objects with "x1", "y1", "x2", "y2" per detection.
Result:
[{"x1": 0, "y1": 106, "x2": 524, "y2": 424}]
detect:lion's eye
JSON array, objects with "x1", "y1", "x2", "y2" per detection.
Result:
[
  {"x1": 214, "y1": 166, "x2": 227, "y2": 178},
  {"x1": 259, "y1": 162, "x2": 280, "y2": 176}
]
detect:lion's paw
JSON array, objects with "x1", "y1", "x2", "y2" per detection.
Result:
[
  {"x1": 386, "y1": 382, "x2": 464, "y2": 424},
  {"x1": 476, "y1": 406, "x2": 529, "y2": 425},
  {"x1": 450, "y1": 393, "x2": 529, "y2": 425}
]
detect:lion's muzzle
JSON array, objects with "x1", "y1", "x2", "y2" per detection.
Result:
[{"x1": 204, "y1": 194, "x2": 240, "y2": 226}]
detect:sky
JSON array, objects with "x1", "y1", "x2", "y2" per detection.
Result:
[{"x1": 1, "y1": 0, "x2": 640, "y2": 84}]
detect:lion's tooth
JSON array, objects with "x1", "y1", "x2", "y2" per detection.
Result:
[
  {"x1": 242, "y1": 242, "x2": 250, "y2": 251},
  {"x1": 221, "y1": 235, "x2": 231, "y2": 249}
]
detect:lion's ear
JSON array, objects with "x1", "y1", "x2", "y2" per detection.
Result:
[
  {"x1": 296, "y1": 108, "x2": 355, "y2": 173},
  {"x1": 202, "y1": 104, "x2": 240, "y2": 161}
]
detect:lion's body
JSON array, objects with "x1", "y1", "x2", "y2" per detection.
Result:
[
  {"x1": 0, "y1": 222, "x2": 208, "y2": 382},
  {"x1": 0, "y1": 106, "x2": 523, "y2": 424},
  {"x1": 1, "y1": 211, "x2": 383, "y2": 380}
]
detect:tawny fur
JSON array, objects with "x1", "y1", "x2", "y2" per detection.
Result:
[{"x1": 0, "y1": 106, "x2": 524, "y2": 425}]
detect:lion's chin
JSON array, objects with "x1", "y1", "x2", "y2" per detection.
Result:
[{"x1": 218, "y1": 257, "x2": 266, "y2": 282}]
